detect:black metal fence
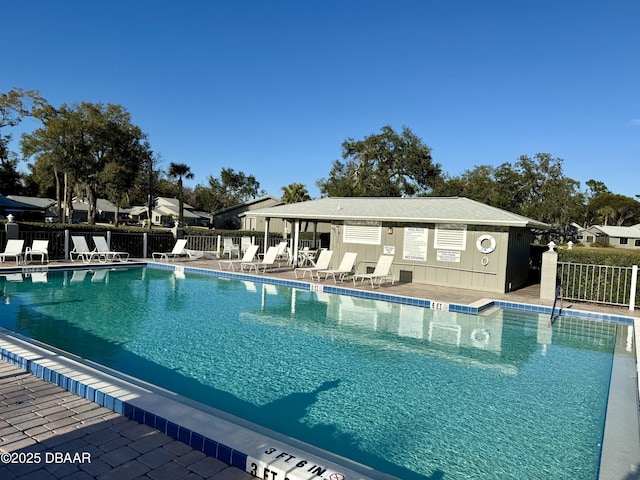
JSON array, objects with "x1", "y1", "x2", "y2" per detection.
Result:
[{"x1": 3, "y1": 228, "x2": 314, "y2": 260}]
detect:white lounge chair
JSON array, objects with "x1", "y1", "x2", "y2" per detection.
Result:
[
  {"x1": 92, "y1": 236, "x2": 130, "y2": 263},
  {"x1": 152, "y1": 239, "x2": 189, "y2": 262},
  {"x1": 70, "y1": 236, "x2": 96, "y2": 263},
  {"x1": 295, "y1": 249, "x2": 333, "y2": 279},
  {"x1": 353, "y1": 254, "x2": 395, "y2": 288},
  {"x1": 0, "y1": 239, "x2": 25, "y2": 265},
  {"x1": 223, "y1": 237, "x2": 240, "y2": 259},
  {"x1": 219, "y1": 244, "x2": 259, "y2": 271},
  {"x1": 275, "y1": 241, "x2": 288, "y2": 261},
  {"x1": 25, "y1": 239, "x2": 49, "y2": 264},
  {"x1": 241, "y1": 246, "x2": 280, "y2": 273},
  {"x1": 240, "y1": 236, "x2": 252, "y2": 255},
  {"x1": 316, "y1": 252, "x2": 358, "y2": 283}
]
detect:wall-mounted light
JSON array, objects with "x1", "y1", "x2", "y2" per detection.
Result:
[{"x1": 387, "y1": 227, "x2": 394, "y2": 235}]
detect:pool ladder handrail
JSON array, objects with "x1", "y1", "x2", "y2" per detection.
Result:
[{"x1": 550, "y1": 283, "x2": 563, "y2": 324}]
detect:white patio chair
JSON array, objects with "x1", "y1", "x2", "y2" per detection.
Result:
[
  {"x1": 92, "y1": 236, "x2": 130, "y2": 263},
  {"x1": 70, "y1": 236, "x2": 96, "y2": 263},
  {"x1": 353, "y1": 254, "x2": 395, "y2": 288},
  {"x1": 219, "y1": 244, "x2": 259, "y2": 271},
  {"x1": 223, "y1": 237, "x2": 240, "y2": 259},
  {"x1": 240, "y1": 246, "x2": 280, "y2": 273},
  {"x1": 315, "y1": 252, "x2": 358, "y2": 283},
  {"x1": 25, "y1": 239, "x2": 49, "y2": 264},
  {"x1": 152, "y1": 239, "x2": 188, "y2": 262},
  {"x1": 295, "y1": 249, "x2": 333, "y2": 279},
  {"x1": 0, "y1": 239, "x2": 25, "y2": 265}
]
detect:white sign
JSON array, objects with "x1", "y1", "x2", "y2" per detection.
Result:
[
  {"x1": 403, "y1": 227, "x2": 428, "y2": 261},
  {"x1": 383, "y1": 245, "x2": 395, "y2": 255},
  {"x1": 436, "y1": 250, "x2": 461, "y2": 263},
  {"x1": 430, "y1": 301, "x2": 450, "y2": 311}
]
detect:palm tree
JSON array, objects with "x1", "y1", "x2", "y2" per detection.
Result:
[
  {"x1": 281, "y1": 183, "x2": 311, "y2": 204},
  {"x1": 168, "y1": 162, "x2": 194, "y2": 227}
]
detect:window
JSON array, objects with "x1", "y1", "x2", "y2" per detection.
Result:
[
  {"x1": 434, "y1": 224, "x2": 467, "y2": 250},
  {"x1": 635, "y1": 239, "x2": 640, "y2": 247},
  {"x1": 620, "y1": 238, "x2": 628, "y2": 245},
  {"x1": 343, "y1": 222, "x2": 382, "y2": 245}
]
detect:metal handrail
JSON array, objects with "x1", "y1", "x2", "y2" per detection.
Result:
[{"x1": 550, "y1": 283, "x2": 563, "y2": 324}]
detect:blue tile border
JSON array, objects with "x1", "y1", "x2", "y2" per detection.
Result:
[
  {"x1": 147, "y1": 262, "x2": 637, "y2": 325},
  {"x1": 0, "y1": 345, "x2": 255, "y2": 472}
]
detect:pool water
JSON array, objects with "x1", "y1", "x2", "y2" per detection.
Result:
[{"x1": 0, "y1": 267, "x2": 616, "y2": 479}]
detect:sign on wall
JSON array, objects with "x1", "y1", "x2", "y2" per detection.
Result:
[
  {"x1": 436, "y1": 250, "x2": 461, "y2": 262},
  {"x1": 403, "y1": 227, "x2": 428, "y2": 261}
]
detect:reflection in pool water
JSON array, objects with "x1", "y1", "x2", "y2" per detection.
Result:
[{"x1": 0, "y1": 267, "x2": 616, "y2": 479}]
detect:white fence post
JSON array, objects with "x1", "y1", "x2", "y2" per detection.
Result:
[{"x1": 630, "y1": 265, "x2": 638, "y2": 312}]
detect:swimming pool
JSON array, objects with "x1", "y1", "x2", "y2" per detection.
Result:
[{"x1": 0, "y1": 266, "x2": 619, "y2": 479}]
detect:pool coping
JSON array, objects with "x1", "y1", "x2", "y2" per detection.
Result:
[{"x1": 1, "y1": 262, "x2": 638, "y2": 479}]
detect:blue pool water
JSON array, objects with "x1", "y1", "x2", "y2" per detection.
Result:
[{"x1": 0, "y1": 267, "x2": 616, "y2": 479}]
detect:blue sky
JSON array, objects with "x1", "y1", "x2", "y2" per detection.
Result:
[{"x1": 2, "y1": 0, "x2": 638, "y2": 200}]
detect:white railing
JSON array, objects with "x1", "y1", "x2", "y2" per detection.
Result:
[{"x1": 558, "y1": 262, "x2": 638, "y2": 311}]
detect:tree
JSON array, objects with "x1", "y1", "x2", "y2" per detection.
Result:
[
  {"x1": 21, "y1": 102, "x2": 146, "y2": 224},
  {"x1": 316, "y1": 125, "x2": 441, "y2": 197},
  {"x1": 588, "y1": 193, "x2": 640, "y2": 226},
  {"x1": 0, "y1": 88, "x2": 49, "y2": 195},
  {"x1": 431, "y1": 153, "x2": 584, "y2": 238},
  {"x1": 196, "y1": 167, "x2": 263, "y2": 213},
  {"x1": 168, "y1": 162, "x2": 194, "y2": 227},
  {"x1": 281, "y1": 183, "x2": 311, "y2": 203}
]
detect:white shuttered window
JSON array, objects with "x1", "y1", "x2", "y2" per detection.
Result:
[
  {"x1": 343, "y1": 223, "x2": 382, "y2": 245},
  {"x1": 434, "y1": 224, "x2": 467, "y2": 250}
]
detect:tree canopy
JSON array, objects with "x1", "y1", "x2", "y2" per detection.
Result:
[
  {"x1": 317, "y1": 125, "x2": 441, "y2": 197},
  {"x1": 21, "y1": 102, "x2": 149, "y2": 224}
]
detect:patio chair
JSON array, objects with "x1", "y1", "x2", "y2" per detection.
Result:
[
  {"x1": 152, "y1": 239, "x2": 189, "y2": 262},
  {"x1": 25, "y1": 239, "x2": 49, "y2": 264},
  {"x1": 353, "y1": 254, "x2": 395, "y2": 288},
  {"x1": 92, "y1": 236, "x2": 130, "y2": 263},
  {"x1": 219, "y1": 244, "x2": 259, "y2": 271},
  {"x1": 240, "y1": 236, "x2": 252, "y2": 255},
  {"x1": 70, "y1": 236, "x2": 96, "y2": 263},
  {"x1": 0, "y1": 239, "x2": 25, "y2": 265},
  {"x1": 223, "y1": 237, "x2": 240, "y2": 259},
  {"x1": 240, "y1": 246, "x2": 280, "y2": 273},
  {"x1": 294, "y1": 249, "x2": 333, "y2": 279},
  {"x1": 275, "y1": 241, "x2": 288, "y2": 261},
  {"x1": 315, "y1": 252, "x2": 358, "y2": 283}
]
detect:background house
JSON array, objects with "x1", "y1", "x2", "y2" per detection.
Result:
[
  {"x1": 584, "y1": 225, "x2": 640, "y2": 249},
  {"x1": 7, "y1": 195, "x2": 55, "y2": 221},
  {"x1": 248, "y1": 197, "x2": 550, "y2": 294},
  {"x1": 214, "y1": 196, "x2": 284, "y2": 230},
  {"x1": 0, "y1": 194, "x2": 46, "y2": 221}
]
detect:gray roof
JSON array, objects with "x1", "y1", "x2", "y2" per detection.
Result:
[
  {"x1": 248, "y1": 197, "x2": 550, "y2": 229},
  {"x1": 7, "y1": 195, "x2": 55, "y2": 209},
  {"x1": 589, "y1": 225, "x2": 640, "y2": 238}
]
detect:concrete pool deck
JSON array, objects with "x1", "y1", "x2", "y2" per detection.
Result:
[{"x1": 1, "y1": 259, "x2": 639, "y2": 479}]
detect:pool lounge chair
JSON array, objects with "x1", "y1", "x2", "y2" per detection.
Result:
[
  {"x1": 92, "y1": 236, "x2": 130, "y2": 263},
  {"x1": 241, "y1": 246, "x2": 280, "y2": 273},
  {"x1": 219, "y1": 244, "x2": 259, "y2": 271},
  {"x1": 294, "y1": 249, "x2": 333, "y2": 279},
  {"x1": 152, "y1": 239, "x2": 189, "y2": 262},
  {"x1": 70, "y1": 236, "x2": 97, "y2": 263},
  {"x1": 353, "y1": 254, "x2": 395, "y2": 288},
  {"x1": 315, "y1": 252, "x2": 358, "y2": 283},
  {"x1": 25, "y1": 239, "x2": 49, "y2": 264},
  {"x1": 0, "y1": 239, "x2": 25, "y2": 265},
  {"x1": 275, "y1": 241, "x2": 288, "y2": 261}
]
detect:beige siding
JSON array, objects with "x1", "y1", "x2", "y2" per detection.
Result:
[{"x1": 329, "y1": 222, "x2": 517, "y2": 293}]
